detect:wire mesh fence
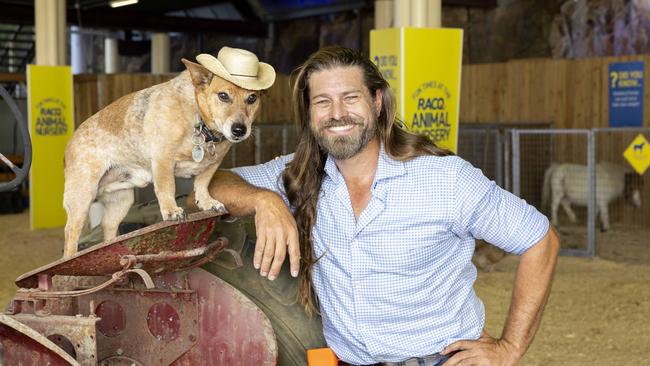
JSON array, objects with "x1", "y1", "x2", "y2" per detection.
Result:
[
  {"x1": 512, "y1": 129, "x2": 595, "y2": 256},
  {"x1": 138, "y1": 123, "x2": 648, "y2": 260},
  {"x1": 511, "y1": 128, "x2": 650, "y2": 258},
  {"x1": 457, "y1": 124, "x2": 504, "y2": 187}
]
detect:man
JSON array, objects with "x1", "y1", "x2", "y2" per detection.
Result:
[{"x1": 201, "y1": 46, "x2": 560, "y2": 366}]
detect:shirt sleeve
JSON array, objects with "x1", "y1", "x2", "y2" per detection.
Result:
[
  {"x1": 453, "y1": 160, "x2": 550, "y2": 255},
  {"x1": 230, "y1": 154, "x2": 294, "y2": 203}
]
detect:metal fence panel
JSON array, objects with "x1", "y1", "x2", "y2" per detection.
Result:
[
  {"x1": 511, "y1": 129, "x2": 595, "y2": 257},
  {"x1": 138, "y1": 123, "x2": 648, "y2": 262},
  {"x1": 457, "y1": 125, "x2": 503, "y2": 186},
  {"x1": 593, "y1": 128, "x2": 650, "y2": 261}
]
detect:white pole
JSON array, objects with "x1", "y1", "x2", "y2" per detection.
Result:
[
  {"x1": 427, "y1": 0, "x2": 442, "y2": 28},
  {"x1": 35, "y1": 0, "x2": 66, "y2": 65},
  {"x1": 151, "y1": 33, "x2": 170, "y2": 74},
  {"x1": 411, "y1": 0, "x2": 428, "y2": 28},
  {"x1": 374, "y1": 0, "x2": 393, "y2": 29},
  {"x1": 70, "y1": 26, "x2": 85, "y2": 74},
  {"x1": 104, "y1": 37, "x2": 119, "y2": 74},
  {"x1": 394, "y1": 0, "x2": 411, "y2": 27}
]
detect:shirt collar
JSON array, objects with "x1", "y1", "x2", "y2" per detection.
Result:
[{"x1": 375, "y1": 143, "x2": 407, "y2": 183}]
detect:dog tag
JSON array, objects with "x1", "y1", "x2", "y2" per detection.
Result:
[{"x1": 192, "y1": 145, "x2": 204, "y2": 162}]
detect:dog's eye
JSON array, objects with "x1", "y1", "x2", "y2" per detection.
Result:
[
  {"x1": 246, "y1": 94, "x2": 257, "y2": 104},
  {"x1": 217, "y1": 92, "x2": 230, "y2": 102}
]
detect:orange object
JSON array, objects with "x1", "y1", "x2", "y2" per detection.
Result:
[{"x1": 307, "y1": 347, "x2": 339, "y2": 366}]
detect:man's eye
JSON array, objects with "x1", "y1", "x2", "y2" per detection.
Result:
[
  {"x1": 314, "y1": 100, "x2": 330, "y2": 106},
  {"x1": 218, "y1": 92, "x2": 230, "y2": 102},
  {"x1": 345, "y1": 95, "x2": 359, "y2": 102},
  {"x1": 247, "y1": 94, "x2": 257, "y2": 104}
]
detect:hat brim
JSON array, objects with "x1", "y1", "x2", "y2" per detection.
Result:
[{"x1": 196, "y1": 53, "x2": 276, "y2": 91}]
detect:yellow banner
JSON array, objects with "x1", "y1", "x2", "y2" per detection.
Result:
[
  {"x1": 370, "y1": 28, "x2": 401, "y2": 114},
  {"x1": 27, "y1": 65, "x2": 74, "y2": 229},
  {"x1": 371, "y1": 28, "x2": 463, "y2": 153}
]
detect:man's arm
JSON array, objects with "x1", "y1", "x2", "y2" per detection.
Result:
[
  {"x1": 442, "y1": 226, "x2": 560, "y2": 365},
  {"x1": 188, "y1": 170, "x2": 300, "y2": 281}
]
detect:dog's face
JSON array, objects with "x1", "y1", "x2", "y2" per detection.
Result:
[{"x1": 182, "y1": 59, "x2": 262, "y2": 143}]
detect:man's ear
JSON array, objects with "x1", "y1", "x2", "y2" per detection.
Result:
[
  {"x1": 374, "y1": 89, "x2": 382, "y2": 115},
  {"x1": 181, "y1": 58, "x2": 213, "y2": 88}
]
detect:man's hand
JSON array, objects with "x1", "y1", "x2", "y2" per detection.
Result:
[
  {"x1": 441, "y1": 332, "x2": 520, "y2": 366},
  {"x1": 194, "y1": 169, "x2": 302, "y2": 281},
  {"x1": 441, "y1": 226, "x2": 559, "y2": 366},
  {"x1": 252, "y1": 191, "x2": 301, "y2": 281}
]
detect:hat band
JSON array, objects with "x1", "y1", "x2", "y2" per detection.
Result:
[{"x1": 230, "y1": 73, "x2": 257, "y2": 78}]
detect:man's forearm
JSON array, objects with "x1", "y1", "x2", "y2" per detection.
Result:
[
  {"x1": 203, "y1": 169, "x2": 300, "y2": 280},
  {"x1": 501, "y1": 226, "x2": 560, "y2": 361},
  {"x1": 197, "y1": 169, "x2": 276, "y2": 217}
]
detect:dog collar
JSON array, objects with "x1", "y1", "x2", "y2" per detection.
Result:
[{"x1": 196, "y1": 117, "x2": 224, "y2": 144}]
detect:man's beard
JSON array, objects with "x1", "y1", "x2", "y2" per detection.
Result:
[{"x1": 312, "y1": 113, "x2": 377, "y2": 160}]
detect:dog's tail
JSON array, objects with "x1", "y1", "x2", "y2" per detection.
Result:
[{"x1": 541, "y1": 163, "x2": 559, "y2": 212}]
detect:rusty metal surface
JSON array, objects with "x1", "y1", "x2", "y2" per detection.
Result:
[
  {"x1": 168, "y1": 268, "x2": 278, "y2": 366},
  {"x1": 16, "y1": 211, "x2": 225, "y2": 288},
  {"x1": 99, "y1": 355, "x2": 145, "y2": 365},
  {"x1": 10, "y1": 313, "x2": 99, "y2": 365},
  {"x1": 77, "y1": 286, "x2": 199, "y2": 365},
  {"x1": 0, "y1": 314, "x2": 81, "y2": 366},
  {"x1": 3, "y1": 211, "x2": 278, "y2": 365},
  {"x1": 3, "y1": 268, "x2": 277, "y2": 366}
]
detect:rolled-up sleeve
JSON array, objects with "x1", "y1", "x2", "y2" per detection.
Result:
[
  {"x1": 230, "y1": 154, "x2": 294, "y2": 202},
  {"x1": 453, "y1": 160, "x2": 549, "y2": 255}
]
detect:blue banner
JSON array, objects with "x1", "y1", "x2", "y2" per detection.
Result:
[{"x1": 608, "y1": 61, "x2": 644, "y2": 127}]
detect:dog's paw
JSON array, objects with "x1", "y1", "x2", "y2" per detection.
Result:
[
  {"x1": 196, "y1": 198, "x2": 228, "y2": 214},
  {"x1": 162, "y1": 206, "x2": 186, "y2": 221}
]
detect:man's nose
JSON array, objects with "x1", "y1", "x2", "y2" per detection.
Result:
[{"x1": 330, "y1": 100, "x2": 348, "y2": 120}]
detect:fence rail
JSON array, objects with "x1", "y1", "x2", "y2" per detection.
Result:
[{"x1": 511, "y1": 127, "x2": 649, "y2": 257}]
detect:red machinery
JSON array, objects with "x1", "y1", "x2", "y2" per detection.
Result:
[{"x1": 0, "y1": 211, "x2": 277, "y2": 365}]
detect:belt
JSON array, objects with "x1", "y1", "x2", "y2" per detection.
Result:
[{"x1": 360, "y1": 353, "x2": 447, "y2": 366}]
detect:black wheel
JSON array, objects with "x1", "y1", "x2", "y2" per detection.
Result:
[{"x1": 0, "y1": 85, "x2": 31, "y2": 192}]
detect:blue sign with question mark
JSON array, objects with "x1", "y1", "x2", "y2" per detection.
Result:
[{"x1": 609, "y1": 61, "x2": 644, "y2": 127}]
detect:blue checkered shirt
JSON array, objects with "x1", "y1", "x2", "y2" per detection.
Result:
[{"x1": 232, "y1": 145, "x2": 549, "y2": 365}]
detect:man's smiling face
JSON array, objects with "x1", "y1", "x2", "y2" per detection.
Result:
[{"x1": 308, "y1": 66, "x2": 381, "y2": 160}]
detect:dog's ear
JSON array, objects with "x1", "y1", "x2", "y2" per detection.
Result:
[{"x1": 182, "y1": 58, "x2": 213, "y2": 88}]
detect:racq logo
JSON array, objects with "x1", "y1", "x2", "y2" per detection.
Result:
[{"x1": 35, "y1": 98, "x2": 67, "y2": 136}]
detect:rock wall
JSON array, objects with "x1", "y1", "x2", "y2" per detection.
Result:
[
  {"x1": 550, "y1": 0, "x2": 650, "y2": 58},
  {"x1": 97, "y1": 1, "x2": 650, "y2": 72}
]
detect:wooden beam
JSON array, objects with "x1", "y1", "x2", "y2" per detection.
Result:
[
  {"x1": 0, "y1": 73, "x2": 26, "y2": 82},
  {"x1": 442, "y1": 0, "x2": 497, "y2": 8},
  {"x1": 0, "y1": 3, "x2": 267, "y2": 37}
]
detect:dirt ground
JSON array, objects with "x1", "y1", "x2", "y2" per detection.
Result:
[{"x1": 0, "y1": 211, "x2": 649, "y2": 365}]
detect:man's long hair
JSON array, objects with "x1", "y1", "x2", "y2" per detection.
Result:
[{"x1": 282, "y1": 46, "x2": 452, "y2": 314}]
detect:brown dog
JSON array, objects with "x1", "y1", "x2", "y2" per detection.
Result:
[{"x1": 62, "y1": 47, "x2": 275, "y2": 257}]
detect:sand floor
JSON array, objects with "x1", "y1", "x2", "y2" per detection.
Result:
[{"x1": 0, "y1": 211, "x2": 649, "y2": 365}]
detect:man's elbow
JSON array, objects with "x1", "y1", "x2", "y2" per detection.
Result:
[
  {"x1": 523, "y1": 225, "x2": 560, "y2": 266},
  {"x1": 546, "y1": 225, "x2": 561, "y2": 257}
]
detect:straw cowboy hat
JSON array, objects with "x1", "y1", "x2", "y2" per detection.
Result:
[{"x1": 196, "y1": 46, "x2": 276, "y2": 91}]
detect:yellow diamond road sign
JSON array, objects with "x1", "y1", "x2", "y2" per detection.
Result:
[{"x1": 623, "y1": 134, "x2": 650, "y2": 175}]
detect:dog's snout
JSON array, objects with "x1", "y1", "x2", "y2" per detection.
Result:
[{"x1": 231, "y1": 123, "x2": 247, "y2": 138}]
